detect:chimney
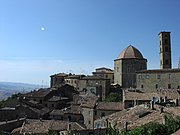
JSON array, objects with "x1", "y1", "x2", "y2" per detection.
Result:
[
  {"x1": 164, "y1": 96, "x2": 167, "y2": 103},
  {"x1": 151, "y1": 101, "x2": 154, "y2": 110}
]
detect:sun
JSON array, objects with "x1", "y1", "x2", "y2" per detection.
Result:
[{"x1": 41, "y1": 27, "x2": 45, "y2": 31}]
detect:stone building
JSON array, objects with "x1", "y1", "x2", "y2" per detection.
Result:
[
  {"x1": 114, "y1": 45, "x2": 147, "y2": 88},
  {"x1": 159, "y1": 32, "x2": 172, "y2": 69},
  {"x1": 49, "y1": 105, "x2": 84, "y2": 123},
  {"x1": 136, "y1": 32, "x2": 180, "y2": 93},
  {"x1": 92, "y1": 67, "x2": 114, "y2": 84},
  {"x1": 80, "y1": 96, "x2": 122, "y2": 129},
  {"x1": 80, "y1": 96, "x2": 99, "y2": 129},
  {"x1": 64, "y1": 74, "x2": 85, "y2": 90},
  {"x1": 78, "y1": 76, "x2": 110, "y2": 101},
  {"x1": 50, "y1": 73, "x2": 68, "y2": 88},
  {"x1": 136, "y1": 69, "x2": 180, "y2": 92}
]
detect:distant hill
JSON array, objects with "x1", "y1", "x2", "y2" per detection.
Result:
[{"x1": 0, "y1": 82, "x2": 42, "y2": 101}]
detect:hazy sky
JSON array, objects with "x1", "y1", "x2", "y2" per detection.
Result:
[{"x1": 1, "y1": 0, "x2": 180, "y2": 85}]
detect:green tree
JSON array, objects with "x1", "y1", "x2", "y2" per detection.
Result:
[
  {"x1": 105, "y1": 93, "x2": 119, "y2": 102},
  {"x1": 48, "y1": 129, "x2": 58, "y2": 135}
]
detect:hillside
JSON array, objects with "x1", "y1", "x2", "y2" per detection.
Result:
[{"x1": 0, "y1": 82, "x2": 41, "y2": 101}]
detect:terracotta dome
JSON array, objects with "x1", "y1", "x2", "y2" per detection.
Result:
[{"x1": 117, "y1": 45, "x2": 144, "y2": 59}]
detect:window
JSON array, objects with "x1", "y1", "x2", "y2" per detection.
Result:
[
  {"x1": 101, "y1": 112, "x2": 105, "y2": 117},
  {"x1": 40, "y1": 100, "x2": 42, "y2": 104},
  {"x1": 141, "y1": 85, "x2": 144, "y2": 89},
  {"x1": 68, "y1": 116, "x2": 71, "y2": 121},
  {"x1": 156, "y1": 84, "x2": 158, "y2": 89},
  {"x1": 146, "y1": 75, "x2": 149, "y2": 79},
  {"x1": 168, "y1": 74, "x2": 171, "y2": 79},
  {"x1": 165, "y1": 46, "x2": 169, "y2": 52},
  {"x1": 157, "y1": 75, "x2": 161, "y2": 79},
  {"x1": 89, "y1": 121, "x2": 91, "y2": 124},
  {"x1": 165, "y1": 39, "x2": 168, "y2": 44},
  {"x1": 94, "y1": 110, "x2": 97, "y2": 115},
  {"x1": 177, "y1": 86, "x2": 180, "y2": 89},
  {"x1": 168, "y1": 84, "x2": 171, "y2": 89},
  {"x1": 165, "y1": 60, "x2": 169, "y2": 65},
  {"x1": 51, "y1": 104, "x2": 54, "y2": 107}
]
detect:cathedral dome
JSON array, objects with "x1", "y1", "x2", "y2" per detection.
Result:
[{"x1": 117, "y1": 45, "x2": 144, "y2": 59}]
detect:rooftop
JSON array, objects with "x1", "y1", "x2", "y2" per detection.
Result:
[
  {"x1": 117, "y1": 45, "x2": 145, "y2": 60},
  {"x1": 50, "y1": 105, "x2": 81, "y2": 115},
  {"x1": 81, "y1": 76, "x2": 110, "y2": 80},
  {"x1": 12, "y1": 119, "x2": 84, "y2": 134},
  {"x1": 24, "y1": 88, "x2": 52, "y2": 98},
  {"x1": 50, "y1": 73, "x2": 68, "y2": 77},
  {"x1": 96, "y1": 106, "x2": 180, "y2": 131},
  {"x1": 96, "y1": 102, "x2": 123, "y2": 111},
  {"x1": 136, "y1": 68, "x2": 180, "y2": 73},
  {"x1": 80, "y1": 96, "x2": 99, "y2": 108},
  {"x1": 48, "y1": 96, "x2": 69, "y2": 102}
]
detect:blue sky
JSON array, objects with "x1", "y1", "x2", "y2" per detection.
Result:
[{"x1": 0, "y1": 0, "x2": 180, "y2": 85}]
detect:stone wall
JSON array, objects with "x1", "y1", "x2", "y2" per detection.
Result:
[{"x1": 136, "y1": 70, "x2": 180, "y2": 92}]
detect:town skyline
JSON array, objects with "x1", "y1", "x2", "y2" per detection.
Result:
[{"x1": 1, "y1": 0, "x2": 180, "y2": 84}]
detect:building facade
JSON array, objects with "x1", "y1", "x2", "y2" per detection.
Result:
[
  {"x1": 50, "y1": 73, "x2": 68, "y2": 88},
  {"x1": 92, "y1": 67, "x2": 114, "y2": 84},
  {"x1": 78, "y1": 76, "x2": 110, "y2": 101},
  {"x1": 114, "y1": 45, "x2": 147, "y2": 88},
  {"x1": 64, "y1": 75, "x2": 85, "y2": 90},
  {"x1": 136, "y1": 69, "x2": 180, "y2": 92}
]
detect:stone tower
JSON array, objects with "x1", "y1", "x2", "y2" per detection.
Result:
[
  {"x1": 114, "y1": 45, "x2": 147, "y2": 88},
  {"x1": 159, "y1": 32, "x2": 172, "y2": 69}
]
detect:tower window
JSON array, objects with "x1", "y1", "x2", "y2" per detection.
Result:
[
  {"x1": 141, "y1": 85, "x2": 144, "y2": 89},
  {"x1": 168, "y1": 84, "x2": 171, "y2": 89},
  {"x1": 165, "y1": 39, "x2": 168, "y2": 44},
  {"x1": 165, "y1": 47, "x2": 168, "y2": 52},
  {"x1": 165, "y1": 60, "x2": 169, "y2": 65}
]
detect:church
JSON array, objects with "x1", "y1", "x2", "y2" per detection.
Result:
[{"x1": 114, "y1": 32, "x2": 180, "y2": 92}]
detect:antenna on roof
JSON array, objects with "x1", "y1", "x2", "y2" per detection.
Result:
[{"x1": 41, "y1": 80, "x2": 44, "y2": 88}]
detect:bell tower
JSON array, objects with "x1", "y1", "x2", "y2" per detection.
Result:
[{"x1": 159, "y1": 32, "x2": 172, "y2": 69}]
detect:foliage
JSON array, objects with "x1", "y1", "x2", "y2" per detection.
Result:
[
  {"x1": 129, "y1": 122, "x2": 168, "y2": 135},
  {"x1": 106, "y1": 124, "x2": 121, "y2": 135},
  {"x1": 48, "y1": 129, "x2": 58, "y2": 135},
  {"x1": 0, "y1": 93, "x2": 21, "y2": 108},
  {"x1": 105, "y1": 92, "x2": 119, "y2": 102},
  {"x1": 164, "y1": 114, "x2": 180, "y2": 134}
]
